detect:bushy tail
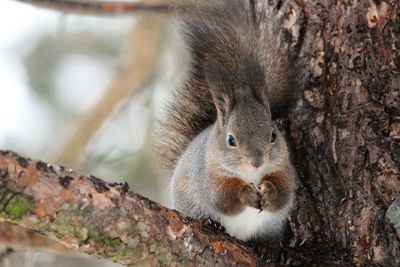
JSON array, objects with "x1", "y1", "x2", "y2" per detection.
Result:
[{"x1": 153, "y1": 0, "x2": 298, "y2": 177}]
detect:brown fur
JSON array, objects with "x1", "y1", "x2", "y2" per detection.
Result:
[
  {"x1": 259, "y1": 171, "x2": 290, "y2": 212},
  {"x1": 212, "y1": 176, "x2": 259, "y2": 215}
]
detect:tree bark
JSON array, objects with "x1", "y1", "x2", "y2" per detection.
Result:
[{"x1": 262, "y1": 0, "x2": 400, "y2": 266}]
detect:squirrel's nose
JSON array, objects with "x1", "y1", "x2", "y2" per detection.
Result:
[{"x1": 249, "y1": 151, "x2": 263, "y2": 168}]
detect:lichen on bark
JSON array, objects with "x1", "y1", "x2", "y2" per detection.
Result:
[{"x1": 0, "y1": 190, "x2": 34, "y2": 220}]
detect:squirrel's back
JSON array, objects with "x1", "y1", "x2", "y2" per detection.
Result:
[{"x1": 154, "y1": 0, "x2": 297, "y2": 177}]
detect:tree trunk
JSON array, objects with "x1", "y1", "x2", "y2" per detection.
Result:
[{"x1": 264, "y1": 0, "x2": 400, "y2": 266}]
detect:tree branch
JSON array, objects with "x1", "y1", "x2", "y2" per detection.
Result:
[
  {"x1": 0, "y1": 150, "x2": 261, "y2": 266},
  {"x1": 14, "y1": 0, "x2": 175, "y2": 16}
]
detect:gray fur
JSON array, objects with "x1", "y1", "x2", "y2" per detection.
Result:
[
  {"x1": 154, "y1": 0, "x2": 297, "y2": 177},
  {"x1": 170, "y1": 122, "x2": 297, "y2": 241},
  {"x1": 153, "y1": 0, "x2": 298, "y2": 242}
]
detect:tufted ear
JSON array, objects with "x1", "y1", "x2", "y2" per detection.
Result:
[{"x1": 204, "y1": 57, "x2": 235, "y2": 128}]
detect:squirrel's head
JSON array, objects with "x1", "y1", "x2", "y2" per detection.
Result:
[{"x1": 204, "y1": 57, "x2": 287, "y2": 175}]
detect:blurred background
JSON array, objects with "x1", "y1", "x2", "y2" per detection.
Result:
[{"x1": 0, "y1": 0, "x2": 188, "y2": 266}]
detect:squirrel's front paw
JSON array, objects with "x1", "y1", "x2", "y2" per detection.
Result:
[
  {"x1": 238, "y1": 183, "x2": 260, "y2": 209},
  {"x1": 259, "y1": 181, "x2": 279, "y2": 212}
]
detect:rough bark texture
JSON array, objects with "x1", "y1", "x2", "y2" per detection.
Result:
[
  {"x1": 0, "y1": 151, "x2": 261, "y2": 267},
  {"x1": 257, "y1": 0, "x2": 400, "y2": 266}
]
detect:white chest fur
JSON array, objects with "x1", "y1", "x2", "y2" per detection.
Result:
[
  {"x1": 224, "y1": 161, "x2": 280, "y2": 185},
  {"x1": 218, "y1": 207, "x2": 286, "y2": 241}
]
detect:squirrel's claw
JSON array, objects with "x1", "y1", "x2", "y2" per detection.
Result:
[
  {"x1": 251, "y1": 182, "x2": 262, "y2": 193},
  {"x1": 248, "y1": 183, "x2": 263, "y2": 213},
  {"x1": 203, "y1": 218, "x2": 225, "y2": 233}
]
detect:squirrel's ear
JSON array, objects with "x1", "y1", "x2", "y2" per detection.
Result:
[{"x1": 204, "y1": 57, "x2": 234, "y2": 128}]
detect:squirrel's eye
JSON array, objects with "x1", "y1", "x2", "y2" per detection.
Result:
[
  {"x1": 227, "y1": 135, "x2": 237, "y2": 147},
  {"x1": 271, "y1": 131, "x2": 277, "y2": 143}
]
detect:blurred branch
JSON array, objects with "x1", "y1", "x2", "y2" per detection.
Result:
[
  {"x1": 56, "y1": 7, "x2": 166, "y2": 167},
  {"x1": 0, "y1": 150, "x2": 260, "y2": 266},
  {"x1": 0, "y1": 222, "x2": 68, "y2": 254},
  {"x1": 0, "y1": 248, "x2": 14, "y2": 263},
  {"x1": 14, "y1": 0, "x2": 176, "y2": 16}
]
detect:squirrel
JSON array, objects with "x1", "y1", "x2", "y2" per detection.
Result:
[
  {"x1": 154, "y1": 0, "x2": 299, "y2": 245},
  {"x1": 27, "y1": 0, "x2": 299, "y2": 246}
]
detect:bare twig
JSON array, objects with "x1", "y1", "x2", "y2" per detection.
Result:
[{"x1": 55, "y1": 8, "x2": 165, "y2": 167}]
